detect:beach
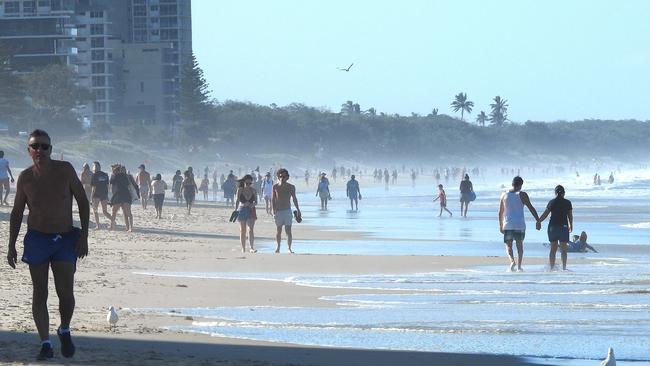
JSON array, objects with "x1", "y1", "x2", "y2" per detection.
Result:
[{"x1": 1, "y1": 169, "x2": 649, "y2": 365}]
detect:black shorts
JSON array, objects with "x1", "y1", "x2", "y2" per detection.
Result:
[
  {"x1": 153, "y1": 194, "x2": 165, "y2": 209},
  {"x1": 504, "y1": 230, "x2": 525, "y2": 242},
  {"x1": 548, "y1": 225, "x2": 570, "y2": 243}
]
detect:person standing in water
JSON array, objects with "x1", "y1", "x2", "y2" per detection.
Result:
[
  {"x1": 459, "y1": 174, "x2": 474, "y2": 218},
  {"x1": 537, "y1": 185, "x2": 573, "y2": 271},
  {"x1": 433, "y1": 184, "x2": 453, "y2": 217},
  {"x1": 272, "y1": 169, "x2": 301, "y2": 254},
  {"x1": 261, "y1": 172, "x2": 274, "y2": 215},
  {"x1": 7, "y1": 129, "x2": 89, "y2": 360},
  {"x1": 498, "y1": 176, "x2": 540, "y2": 272},
  {"x1": 316, "y1": 172, "x2": 331, "y2": 210},
  {"x1": 346, "y1": 175, "x2": 361, "y2": 211}
]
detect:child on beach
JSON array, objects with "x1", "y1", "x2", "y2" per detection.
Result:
[{"x1": 433, "y1": 184, "x2": 452, "y2": 217}]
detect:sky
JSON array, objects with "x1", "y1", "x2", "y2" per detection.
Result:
[{"x1": 192, "y1": 0, "x2": 650, "y2": 122}]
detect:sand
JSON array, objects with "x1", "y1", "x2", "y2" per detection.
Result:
[{"x1": 0, "y1": 197, "x2": 552, "y2": 365}]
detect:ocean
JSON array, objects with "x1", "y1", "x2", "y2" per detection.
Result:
[{"x1": 136, "y1": 168, "x2": 650, "y2": 365}]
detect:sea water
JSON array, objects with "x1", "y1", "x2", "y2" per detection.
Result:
[{"x1": 136, "y1": 169, "x2": 650, "y2": 365}]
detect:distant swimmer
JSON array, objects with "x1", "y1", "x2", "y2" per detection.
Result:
[
  {"x1": 433, "y1": 184, "x2": 452, "y2": 217},
  {"x1": 272, "y1": 169, "x2": 301, "y2": 254},
  {"x1": 568, "y1": 231, "x2": 597, "y2": 253},
  {"x1": 346, "y1": 175, "x2": 361, "y2": 211},
  {"x1": 537, "y1": 185, "x2": 573, "y2": 271},
  {"x1": 0, "y1": 150, "x2": 16, "y2": 205},
  {"x1": 337, "y1": 63, "x2": 354, "y2": 72},
  {"x1": 498, "y1": 176, "x2": 540, "y2": 272},
  {"x1": 608, "y1": 172, "x2": 614, "y2": 184}
]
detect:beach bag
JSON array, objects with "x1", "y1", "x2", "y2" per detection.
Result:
[{"x1": 469, "y1": 191, "x2": 476, "y2": 202}]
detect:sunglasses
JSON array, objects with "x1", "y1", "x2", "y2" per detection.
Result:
[{"x1": 29, "y1": 143, "x2": 51, "y2": 151}]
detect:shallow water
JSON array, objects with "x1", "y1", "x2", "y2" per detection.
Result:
[{"x1": 136, "y1": 169, "x2": 650, "y2": 364}]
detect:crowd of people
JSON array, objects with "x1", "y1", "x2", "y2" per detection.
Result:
[{"x1": 2, "y1": 129, "x2": 604, "y2": 361}]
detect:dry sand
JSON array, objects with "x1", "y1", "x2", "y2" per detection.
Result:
[{"x1": 0, "y1": 197, "x2": 550, "y2": 365}]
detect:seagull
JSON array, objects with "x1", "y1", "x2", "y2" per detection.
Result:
[
  {"x1": 107, "y1": 306, "x2": 118, "y2": 331},
  {"x1": 337, "y1": 63, "x2": 354, "y2": 72},
  {"x1": 600, "y1": 347, "x2": 616, "y2": 366}
]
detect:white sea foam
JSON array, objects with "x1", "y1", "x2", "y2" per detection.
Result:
[{"x1": 622, "y1": 222, "x2": 650, "y2": 229}]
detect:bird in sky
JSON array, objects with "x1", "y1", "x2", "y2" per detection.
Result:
[
  {"x1": 337, "y1": 63, "x2": 354, "y2": 72},
  {"x1": 107, "y1": 306, "x2": 119, "y2": 331}
]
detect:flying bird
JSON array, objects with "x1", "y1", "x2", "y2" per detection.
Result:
[
  {"x1": 107, "y1": 306, "x2": 119, "y2": 331},
  {"x1": 337, "y1": 63, "x2": 354, "y2": 72},
  {"x1": 600, "y1": 347, "x2": 616, "y2": 366}
]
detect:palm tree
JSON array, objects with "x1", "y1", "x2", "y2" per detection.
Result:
[
  {"x1": 489, "y1": 96, "x2": 508, "y2": 126},
  {"x1": 476, "y1": 111, "x2": 487, "y2": 127},
  {"x1": 450, "y1": 92, "x2": 474, "y2": 121},
  {"x1": 340, "y1": 100, "x2": 354, "y2": 115},
  {"x1": 428, "y1": 108, "x2": 439, "y2": 117}
]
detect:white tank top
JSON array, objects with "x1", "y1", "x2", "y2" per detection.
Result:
[{"x1": 503, "y1": 191, "x2": 526, "y2": 230}]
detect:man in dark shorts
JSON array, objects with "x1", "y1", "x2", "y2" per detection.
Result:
[
  {"x1": 498, "y1": 176, "x2": 539, "y2": 272},
  {"x1": 537, "y1": 185, "x2": 573, "y2": 270},
  {"x1": 346, "y1": 175, "x2": 361, "y2": 211},
  {"x1": 7, "y1": 129, "x2": 89, "y2": 360},
  {"x1": 90, "y1": 161, "x2": 112, "y2": 229}
]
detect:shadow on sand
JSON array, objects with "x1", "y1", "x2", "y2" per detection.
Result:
[{"x1": 0, "y1": 330, "x2": 551, "y2": 366}]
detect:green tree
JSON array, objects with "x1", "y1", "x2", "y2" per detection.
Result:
[
  {"x1": 340, "y1": 100, "x2": 360, "y2": 115},
  {"x1": 450, "y1": 92, "x2": 474, "y2": 121},
  {"x1": 489, "y1": 96, "x2": 509, "y2": 126},
  {"x1": 21, "y1": 64, "x2": 92, "y2": 131},
  {"x1": 476, "y1": 111, "x2": 488, "y2": 127},
  {"x1": 0, "y1": 42, "x2": 28, "y2": 125},
  {"x1": 428, "y1": 108, "x2": 439, "y2": 117},
  {"x1": 179, "y1": 52, "x2": 211, "y2": 124}
]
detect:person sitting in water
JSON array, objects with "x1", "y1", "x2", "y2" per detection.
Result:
[{"x1": 568, "y1": 231, "x2": 598, "y2": 253}]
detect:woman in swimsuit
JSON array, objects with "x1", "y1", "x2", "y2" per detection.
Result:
[
  {"x1": 236, "y1": 174, "x2": 257, "y2": 253},
  {"x1": 109, "y1": 164, "x2": 134, "y2": 231},
  {"x1": 180, "y1": 170, "x2": 198, "y2": 215}
]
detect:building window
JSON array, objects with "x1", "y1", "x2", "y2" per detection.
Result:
[
  {"x1": 90, "y1": 11, "x2": 103, "y2": 18},
  {"x1": 160, "y1": 29, "x2": 178, "y2": 40},
  {"x1": 92, "y1": 76, "x2": 106, "y2": 87},
  {"x1": 91, "y1": 50, "x2": 104, "y2": 60},
  {"x1": 91, "y1": 37, "x2": 105, "y2": 48},
  {"x1": 140, "y1": 82, "x2": 145, "y2": 93},
  {"x1": 133, "y1": 5, "x2": 146, "y2": 16},
  {"x1": 150, "y1": 5, "x2": 159, "y2": 11},
  {"x1": 133, "y1": 29, "x2": 147, "y2": 41},
  {"x1": 151, "y1": 29, "x2": 159, "y2": 36},
  {"x1": 159, "y1": 4, "x2": 176, "y2": 16},
  {"x1": 159, "y1": 17, "x2": 177, "y2": 27},
  {"x1": 38, "y1": 0, "x2": 50, "y2": 7},
  {"x1": 150, "y1": 17, "x2": 159, "y2": 24},
  {"x1": 90, "y1": 24, "x2": 104, "y2": 35},
  {"x1": 94, "y1": 89, "x2": 107, "y2": 100},
  {"x1": 133, "y1": 17, "x2": 147, "y2": 28},
  {"x1": 94, "y1": 102, "x2": 107, "y2": 113},
  {"x1": 4, "y1": 1, "x2": 20, "y2": 13},
  {"x1": 23, "y1": 1, "x2": 36, "y2": 13},
  {"x1": 91, "y1": 63, "x2": 105, "y2": 74}
]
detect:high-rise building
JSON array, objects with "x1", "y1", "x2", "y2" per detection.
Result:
[{"x1": 0, "y1": 0, "x2": 192, "y2": 127}]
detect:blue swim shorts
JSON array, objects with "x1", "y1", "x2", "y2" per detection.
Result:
[
  {"x1": 503, "y1": 230, "x2": 525, "y2": 243},
  {"x1": 21, "y1": 228, "x2": 80, "y2": 267}
]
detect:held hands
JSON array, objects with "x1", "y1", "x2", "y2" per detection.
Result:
[
  {"x1": 535, "y1": 220, "x2": 542, "y2": 231},
  {"x1": 7, "y1": 246, "x2": 17, "y2": 269}
]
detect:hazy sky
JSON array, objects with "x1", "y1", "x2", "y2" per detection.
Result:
[{"x1": 192, "y1": 0, "x2": 650, "y2": 122}]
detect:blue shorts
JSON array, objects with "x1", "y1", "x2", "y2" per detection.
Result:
[
  {"x1": 21, "y1": 228, "x2": 80, "y2": 267},
  {"x1": 548, "y1": 225, "x2": 570, "y2": 243}
]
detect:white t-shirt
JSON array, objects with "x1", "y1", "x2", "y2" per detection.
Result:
[{"x1": 0, "y1": 159, "x2": 9, "y2": 180}]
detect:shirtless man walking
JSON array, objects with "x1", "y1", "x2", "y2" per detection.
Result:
[
  {"x1": 136, "y1": 164, "x2": 152, "y2": 210},
  {"x1": 498, "y1": 176, "x2": 539, "y2": 272},
  {"x1": 7, "y1": 129, "x2": 89, "y2": 360},
  {"x1": 272, "y1": 168, "x2": 301, "y2": 254}
]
